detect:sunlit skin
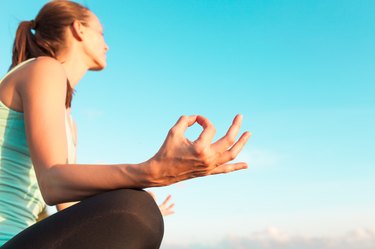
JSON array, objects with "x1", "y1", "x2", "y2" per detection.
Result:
[
  {"x1": 53, "y1": 12, "x2": 174, "y2": 214},
  {"x1": 1, "y1": 9, "x2": 251, "y2": 218},
  {"x1": 148, "y1": 192, "x2": 175, "y2": 216},
  {"x1": 49, "y1": 10, "x2": 250, "y2": 215},
  {"x1": 55, "y1": 11, "x2": 109, "y2": 89}
]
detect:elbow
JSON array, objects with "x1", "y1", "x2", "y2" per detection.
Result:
[
  {"x1": 39, "y1": 179, "x2": 56, "y2": 206},
  {"x1": 43, "y1": 196, "x2": 56, "y2": 206},
  {"x1": 38, "y1": 170, "x2": 60, "y2": 206},
  {"x1": 42, "y1": 192, "x2": 58, "y2": 206},
  {"x1": 41, "y1": 186, "x2": 61, "y2": 206}
]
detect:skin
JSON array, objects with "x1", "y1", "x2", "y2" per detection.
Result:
[
  {"x1": 0, "y1": 11, "x2": 251, "y2": 209},
  {"x1": 148, "y1": 192, "x2": 175, "y2": 216}
]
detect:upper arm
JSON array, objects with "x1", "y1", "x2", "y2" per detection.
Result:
[{"x1": 21, "y1": 57, "x2": 69, "y2": 193}]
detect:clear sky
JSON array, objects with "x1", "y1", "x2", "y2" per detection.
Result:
[{"x1": 1, "y1": 1, "x2": 375, "y2": 248}]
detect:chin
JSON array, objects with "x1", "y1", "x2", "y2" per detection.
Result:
[{"x1": 89, "y1": 59, "x2": 107, "y2": 71}]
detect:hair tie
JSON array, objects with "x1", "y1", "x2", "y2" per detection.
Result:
[{"x1": 30, "y1": 20, "x2": 36, "y2": 30}]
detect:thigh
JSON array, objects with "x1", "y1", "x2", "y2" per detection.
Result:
[{"x1": 1, "y1": 189, "x2": 164, "y2": 249}]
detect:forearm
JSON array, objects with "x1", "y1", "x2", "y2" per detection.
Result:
[
  {"x1": 38, "y1": 114, "x2": 250, "y2": 206},
  {"x1": 41, "y1": 162, "x2": 152, "y2": 205}
]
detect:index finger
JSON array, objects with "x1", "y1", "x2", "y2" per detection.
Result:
[
  {"x1": 171, "y1": 115, "x2": 198, "y2": 134},
  {"x1": 194, "y1": 115, "x2": 216, "y2": 146}
]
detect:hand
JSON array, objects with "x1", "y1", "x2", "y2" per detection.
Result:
[
  {"x1": 147, "y1": 191, "x2": 175, "y2": 216},
  {"x1": 147, "y1": 114, "x2": 251, "y2": 186}
]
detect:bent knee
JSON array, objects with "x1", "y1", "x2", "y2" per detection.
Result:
[
  {"x1": 101, "y1": 189, "x2": 164, "y2": 246},
  {"x1": 104, "y1": 189, "x2": 161, "y2": 213},
  {"x1": 96, "y1": 189, "x2": 163, "y2": 230}
]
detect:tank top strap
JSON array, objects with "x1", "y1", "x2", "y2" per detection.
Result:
[{"x1": 0, "y1": 58, "x2": 36, "y2": 85}]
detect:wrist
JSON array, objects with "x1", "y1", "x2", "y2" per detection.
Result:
[
  {"x1": 117, "y1": 162, "x2": 151, "y2": 189},
  {"x1": 140, "y1": 157, "x2": 173, "y2": 188},
  {"x1": 139, "y1": 159, "x2": 161, "y2": 187}
]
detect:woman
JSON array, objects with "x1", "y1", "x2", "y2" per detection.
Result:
[{"x1": 0, "y1": 1, "x2": 250, "y2": 248}]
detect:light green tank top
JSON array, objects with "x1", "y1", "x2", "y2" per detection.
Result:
[{"x1": 0, "y1": 58, "x2": 76, "y2": 246}]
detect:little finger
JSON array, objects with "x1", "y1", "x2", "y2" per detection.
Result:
[
  {"x1": 216, "y1": 131, "x2": 251, "y2": 165},
  {"x1": 209, "y1": 162, "x2": 248, "y2": 175}
]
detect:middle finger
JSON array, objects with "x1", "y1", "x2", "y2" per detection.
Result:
[{"x1": 211, "y1": 114, "x2": 243, "y2": 152}]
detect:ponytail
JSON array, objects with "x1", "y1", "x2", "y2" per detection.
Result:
[
  {"x1": 10, "y1": 20, "x2": 39, "y2": 69},
  {"x1": 9, "y1": 1, "x2": 90, "y2": 108}
]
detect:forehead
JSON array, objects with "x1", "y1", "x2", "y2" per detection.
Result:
[{"x1": 86, "y1": 11, "x2": 104, "y2": 31}]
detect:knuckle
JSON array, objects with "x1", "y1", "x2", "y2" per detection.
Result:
[
  {"x1": 168, "y1": 127, "x2": 177, "y2": 136},
  {"x1": 222, "y1": 168, "x2": 229, "y2": 174},
  {"x1": 202, "y1": 157, "x2": 212, "y2": 167},
  {"x1": 227, "y1": 136, "x2": 235, "y2": 145},
  {"x1": 193, "y1": 143, "x2": 205, "y2": 156}
]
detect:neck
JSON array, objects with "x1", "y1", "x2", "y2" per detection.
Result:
[
  {"x1": 56, "y1": 47, "x2": 88, "y2": 88},
  {"x1": 60, "y1": 59, "x2": 88, "y2": 88}
]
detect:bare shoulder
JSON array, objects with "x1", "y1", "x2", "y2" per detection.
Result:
[
  {"x1": 19, "y1": 56, "x2": 67, "y2": 98},
  {"x1": 33, "y1": 56, "x2": 63, "y2": 67},
  {"x1": 29, "y1": 56, "x2": 66, "y2": 80}
]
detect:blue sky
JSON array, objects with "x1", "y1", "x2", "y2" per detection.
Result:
[{"x1": 1, "y1": 1, "x2": 375, "y2": 248}]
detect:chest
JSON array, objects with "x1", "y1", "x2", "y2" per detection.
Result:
[{"x1": 0, "y1": 75, "x2": 24, "y2": 113}]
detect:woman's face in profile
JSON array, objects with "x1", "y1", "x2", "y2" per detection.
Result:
[{"x1": 82, "y1": 12, "x2": 109, "y2": 71}]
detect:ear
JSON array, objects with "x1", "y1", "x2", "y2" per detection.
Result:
[{"x1": 70, "y1": 20, "x2": 84, "y2": 42}]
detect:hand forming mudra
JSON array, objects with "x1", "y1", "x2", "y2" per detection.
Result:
[
  {"x1": 0, "y1": 1, "x2": 251, "y2": 247},
  {"x1": 145, "y1": 114, "x2": 251, "y2": 186}
]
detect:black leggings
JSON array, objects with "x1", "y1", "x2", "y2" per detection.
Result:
[{"x1": 1, "y1": 189, "x2": 164, "y2": 249}]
